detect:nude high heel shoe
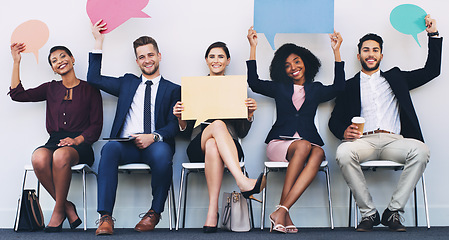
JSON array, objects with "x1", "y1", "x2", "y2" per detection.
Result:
[{"x1": 269, "y1": 205, "x2": 288, "y2": 233}]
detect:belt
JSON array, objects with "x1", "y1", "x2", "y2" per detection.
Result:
[{"x1": 363, "y1": 129, "x2": 395, "y2": 135}]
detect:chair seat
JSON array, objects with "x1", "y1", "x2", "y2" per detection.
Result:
[
  {"x1": 181, "y1": 161, "x2": 245, "y2": 170},
  {"x1": 25, "y1": 163, "x2": 96, "y2": 174},
  {"x1": 264, "y1": 160, "x2": 328, "y2": 169},
  {"x1": 118, "y1": 163, "x2": 151, "y2": 171},
  {"x1": 360, "y1": 160, "x2": 404, "y2": 168}
]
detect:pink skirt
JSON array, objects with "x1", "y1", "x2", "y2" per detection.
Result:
[{"x1": 266, "y1": 132, "x2": 323, "y2": 162}]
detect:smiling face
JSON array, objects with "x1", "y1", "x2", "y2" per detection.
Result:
[
  {"x1": 206, "y1": 47, "x2": 230, "y2": 76},
  {"x1": 50, "y1": 50, "x2": 75, "y2": 76},
  {"x1": 135, "y1": 44, "x2": 161, "y2": 79},
  {"x1": 284, "y1": 53, "x2": 306, "y2": 85},
  {"x1": 358, "y1": 40, "x2": 383, "y2": 75}
]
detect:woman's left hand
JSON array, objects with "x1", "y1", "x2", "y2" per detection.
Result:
[
  {"x1": 329, "y1": 30, "x2": 343, "y2": 51},
  {"x1": 245, "y1": 98, "x2": 257, "y2": 119},
  {"x1": 58, "y1": 137, "x2": 78, "y2": 146}
]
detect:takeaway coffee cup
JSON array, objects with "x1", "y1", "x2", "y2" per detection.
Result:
[{"x1": 351, "y1": 117, "x2": 365, "y2": 134}]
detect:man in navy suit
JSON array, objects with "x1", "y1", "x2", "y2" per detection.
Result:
[
  {"x1": 88, "y1": 21, "x2": 180, "y2": 235},
  {"x1": 329, "y1": 15, "x2": 442, "y2": 232}
]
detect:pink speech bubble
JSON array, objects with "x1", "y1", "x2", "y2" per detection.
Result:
[
  {"x1": 87, "y1": 0, "x2": 151, "y2": 34},
  {"x1": 11, "y1": 20, "x2": 49, "y2": 64}
]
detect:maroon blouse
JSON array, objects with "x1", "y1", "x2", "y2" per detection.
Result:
[{"x1": 9, "y1": 80, "x2": 103, "y2": 145}]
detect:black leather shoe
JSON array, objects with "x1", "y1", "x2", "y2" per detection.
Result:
[
  {"x1": 44, "y1": 216, "x2": 66, "y2": 233},
  {"x1": 381, "y1": 209, "x2": 406, "y2": 232},
  {"x1": 356, "y1": 211, "x2": 380, "y2": 232},
  {"x1": 68, "y1": 202, "x2": 82, "y2": 229},
  {"x1": 242, "y1": 173, "x2": 266, "y2": 200},
  {"x1": 203, "y1": 213, "x2": 219, "y2": 233}
]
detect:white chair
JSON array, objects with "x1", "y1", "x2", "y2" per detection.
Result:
[
  {"x1": 260, "y1": 160, "x2": 334, "y2": 230},
  {"x1": 260, "y1": 109, "x2": 334, "y2": 230},
  {"x1": 117, "y1": 163, "x2": 176, "y2": 230},
  {"x1": 175, "y1": 143, "x2": 254, "y2": 230},
  {"x1": 21, "y1": 164, "x2": 96, "y2": 231},
  {"x1": 348, "y1": 160, "x2": 430, "y2": 229}
]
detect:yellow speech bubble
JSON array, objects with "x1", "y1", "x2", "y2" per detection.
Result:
[
  {"x1": 11, "y1": 20, "x2": 49, "y2": 63},
  {"x1": 181, "y1": 75, "x2": 248, "y2": 128}
]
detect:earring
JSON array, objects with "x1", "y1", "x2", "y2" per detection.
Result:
[{"x1": 72, "y1": 62, "x2": 75, "y2": 66}]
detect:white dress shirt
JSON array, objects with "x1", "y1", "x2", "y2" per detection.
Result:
[
  {"x1": 360, "y1": 70, "x2": 401, "y2": 134},
  {"x1": 121, "y1": 75, "x2": 161, "y2": 137}
]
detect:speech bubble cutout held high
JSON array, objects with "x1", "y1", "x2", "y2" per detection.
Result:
[
  {"x1": 181, "y1": 76, "x2": 248, "y2": 128},
  {"x1": 11, "y1": 20, "x2": 49, "y2": 64},
  {"x1": 254, "y1": 0, "x2": 334, "y2": 50},
  {"x1": 87, "y1": 0, "x2": 151, "y2": 34},
  {"x1": 390, "y1": 4, "x2": 427, "y2": 47}
]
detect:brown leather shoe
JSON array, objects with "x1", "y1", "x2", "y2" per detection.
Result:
[
  {"x1": 134, "y1": 209, "x2": 161, "y2": 232},
  {"x1": 95, "y1": 215, "x2": 114, "y2": 235}
]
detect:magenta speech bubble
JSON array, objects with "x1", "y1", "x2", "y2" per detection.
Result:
[{"x1": 87, "y1": 0, "x2": 151, "y2": 34}]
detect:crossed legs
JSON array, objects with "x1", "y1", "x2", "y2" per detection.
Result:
[
  {"x1": 269, "y1": 140, "x2": 324, "y2": 230},
  {"x1": 31, "y1": 147, "x2": 80, "y2": 227},
  {"x1": 201, "y1": 120, "x2": 257, "y2": 227}
]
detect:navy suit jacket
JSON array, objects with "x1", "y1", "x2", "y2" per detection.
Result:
[
  {"x1": 328, "y1": 37, "x2": 443, "y2": 142},
  {"x1": 87, "y1": 52, "x2": 180, "y2": 151},
  {"x1": 247, "y1": 60, "x2": 345, "y2": 146}
]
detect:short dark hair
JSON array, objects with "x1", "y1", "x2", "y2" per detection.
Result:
[
  {"x1": 357, "y1": 33, "x2": 383, "y2": 53},
  {"x1": 48, "y1": 46, "x2": 73, "y2": 66},
  {"x1": 133, "y1": 36, "x2": 159, "y2": 56},
  {"x1": 205, "y1": 41, "x2": 230, "y2": 59},
  {"x1": 269, "y1": 43, "x2": 321, "y2": 83}
]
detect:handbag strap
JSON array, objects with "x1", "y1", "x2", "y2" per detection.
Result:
[
  {"x1": 222, "y1": 195, "x2": 231, "y2": 225},
  {"x1": 28, "y1": 191, "x2": 44, "y2": 228}
]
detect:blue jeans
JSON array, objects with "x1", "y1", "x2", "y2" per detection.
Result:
[{"x1": 97, "y1": 141, "x2": 173, "y2": 215}]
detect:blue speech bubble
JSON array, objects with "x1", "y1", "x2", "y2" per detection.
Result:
[
  {"x1": 390, "y1": 4, "x2": 427, "y2": 47},
  {"x1": 254, "y1": 0, "x2": 334, "y2": 50}
]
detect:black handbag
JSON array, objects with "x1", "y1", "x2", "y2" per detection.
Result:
[{"x1": 14, "y1": 189, "x2": 45, "y2": 232}]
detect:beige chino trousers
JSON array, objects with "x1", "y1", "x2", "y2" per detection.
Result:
[{"x1": 336, "y1": 133, "x2": 429, "y2": 217}]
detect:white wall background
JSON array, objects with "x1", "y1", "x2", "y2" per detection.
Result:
[{"x1": 1, "y1": 0, "x2": 448, "y2": 229}]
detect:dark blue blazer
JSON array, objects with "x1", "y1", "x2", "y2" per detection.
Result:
[
  {"x1": 87, "y1": 53, "x2": 180, "y2": 150},
  {"x1": 247, "y1": 60, "x2": 345, "y2": 146},
  {"x1": 328, "y1": 37, "x2": 443, "y2": 142}
]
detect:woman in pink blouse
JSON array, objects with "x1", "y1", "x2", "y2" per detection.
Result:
[{"x1": 9, "y1": 43, "x2": 103, "y2": 232}]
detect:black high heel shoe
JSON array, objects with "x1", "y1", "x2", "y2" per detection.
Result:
[
  {"x1": 203, "y1": 213, "x2": 219, "y2": 233},
  {"x1": 241, "y1": 173, "x2": 266, "y2": 202},
  {"x1": 44, "y1": 216, "x2": 66, "y2": 233},
  {"x1": 68, "y1": 201, "x2": 82, "y2": 229}
]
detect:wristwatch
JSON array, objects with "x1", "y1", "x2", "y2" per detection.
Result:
[
  {"x1": 153, "y1": 133, "x2": 161, "y2": 142},
  {"x1": 428, "y1": 31, "x2": 439, "y2": 37}
]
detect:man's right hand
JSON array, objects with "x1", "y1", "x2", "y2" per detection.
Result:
[
  {"x1": 92, "y1": 19, "x2": 107, "y2": 50},
  {"x1": 344, "y1": 124, "x2": 362, "y2": 140}
]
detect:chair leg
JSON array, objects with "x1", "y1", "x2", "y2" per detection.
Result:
[
  {"x1": 15, "y1": 169, "x2": 29, "y2": 231},
  {"x1": 176, "y1": 168, "x2": 186, "y2": 231},
  {"x1": 168, "y1": 185, "x2": 173, "y2": 231},
  {"x1": 421, "y1": 174, "x2": 430, "y2": 229},
  {"x1": 414, "y1": 187, "x2": 418, "y2": 227},
  {"x1": 348, "y1": 190, "x2": 352, "y2": 227},
  {"x1": 171, "y1": 181, "x2": 177, "y2": 229},
  {"x1": 182, "y1": 171, "x2": 191, "y2": 229},
  {"x1": 261, "y1": 166, "x2": 268, "y2": 230},
  {"x1": 82, "y1": 169, "x2": 87, "y2": 231},
  {"x1": 324, "y1": 166, "x2": 334, "y2": 229},
  {"x1": 243, "y1": 169, "x2": 255, "y2": 229}
]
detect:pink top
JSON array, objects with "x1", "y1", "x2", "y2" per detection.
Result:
[{"x1": 266, "y1": 85, "x2": 305, "y2": 162}]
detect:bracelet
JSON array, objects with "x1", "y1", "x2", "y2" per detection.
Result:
[{"x1": 427, "y1": 31, "x2": 439, "y2": 37}]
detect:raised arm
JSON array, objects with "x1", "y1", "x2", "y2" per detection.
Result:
[
  {"x1": 10, "y1": 43, "x2": 26, "y2": 89},
  {"x1": 329, "y1": 30, "x2": 342, "y2": 62}
]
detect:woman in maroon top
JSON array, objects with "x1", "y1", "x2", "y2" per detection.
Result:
[{"x1": 9, "y1": 43, "x2": 103, "y2": 232}]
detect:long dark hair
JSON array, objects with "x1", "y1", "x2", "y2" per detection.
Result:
[{"x1": 269, "y1": 43, "x2": 321, "y2": 84}]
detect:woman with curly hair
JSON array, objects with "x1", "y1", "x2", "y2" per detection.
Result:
[{"x1": 246, "y1": 27, "x2": 344, "y2": 233}]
